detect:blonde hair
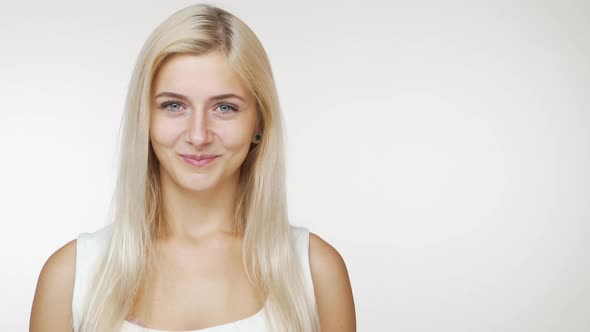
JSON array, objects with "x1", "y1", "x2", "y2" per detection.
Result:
[{"x1": 79, "y1": 3, "x2": 320, "y2": 331}]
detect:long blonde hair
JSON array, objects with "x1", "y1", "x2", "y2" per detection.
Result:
[{"x1": 79, "y1": 3, "x2": 319, "y2": 331}]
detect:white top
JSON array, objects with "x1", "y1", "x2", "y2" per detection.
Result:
[{"x1": 72, "y1": 224, "x2": 315, "y2": 332}]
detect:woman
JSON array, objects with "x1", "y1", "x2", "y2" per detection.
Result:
[{"x1": 30, "y1": 3, "x2": 355, "y2": 332}]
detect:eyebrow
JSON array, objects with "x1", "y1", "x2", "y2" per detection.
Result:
[{"x1": 153, "y1": 91, "x2": 246, "y2": 102}]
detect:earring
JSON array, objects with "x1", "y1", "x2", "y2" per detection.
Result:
[{"x1": 252, "y1": 132, "x2": 262, "y2": 144}]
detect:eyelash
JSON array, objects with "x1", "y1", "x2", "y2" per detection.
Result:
[{"x1": 159, "y1": 101, "x2": 239, "y2": 113}]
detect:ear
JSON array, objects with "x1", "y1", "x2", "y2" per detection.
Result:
[
  {"x1": 251, "y1": 132, "x2": 262, "y2": 144},
  {"x1": 254, "y1": 113, "x2": 262, "y2": 137}
]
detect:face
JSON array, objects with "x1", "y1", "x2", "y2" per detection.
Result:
[{"x1": 150, "y1": 51, "x2": 260, "y2": 193}]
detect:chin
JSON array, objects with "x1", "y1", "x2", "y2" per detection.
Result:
[{"x1": 180, "y1": 177, "x2": 218, "y2": 192}]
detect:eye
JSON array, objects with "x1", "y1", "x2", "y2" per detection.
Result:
[
  {"x1": 160, "y1": 101, "x2": 185, "y2": 113},
  {"x1": 216, "y1": 102, "x2": 239, "y2": 113},
  {"x1": 159, "y1": 101, "x2": 238, "y2": 114}
]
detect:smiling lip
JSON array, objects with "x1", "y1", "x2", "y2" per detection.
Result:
[
  {"x1": 179, "y1": 154, "x2": 220, "y2": 168},
  {"x1": 179, "y1": 154, "x2": 220, "y2": 161}
]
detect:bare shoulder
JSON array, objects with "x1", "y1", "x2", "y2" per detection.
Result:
[
  {"x1": 309, "y1": 232, "x2": 356, "y2": 331},
  {"x1": 30, "y1": 239, "x2": 77, "y2": 331}
]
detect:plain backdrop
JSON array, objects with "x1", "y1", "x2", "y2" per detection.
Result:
[{"x1": 1, "y1": 0, "x2": 589, "y2": 331}]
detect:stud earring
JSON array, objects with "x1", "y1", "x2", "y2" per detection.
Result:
[{"x1": 252, "y1": 132, "x2": 262, "y2": 144}]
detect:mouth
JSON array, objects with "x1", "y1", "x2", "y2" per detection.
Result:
[
  {"x1": 179, "y1": 153, "x2": 221, "y2": 161},
  {"x1": 179, "y1": 154, "x2": 220, "y2": 167}
]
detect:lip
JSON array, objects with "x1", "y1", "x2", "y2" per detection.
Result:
[
  {"x1": 179, "y1": 154, "x2": 220, "y2": 168},
  {"x1": 179, "y1": 154, "x2": 220, "y2": 161}
]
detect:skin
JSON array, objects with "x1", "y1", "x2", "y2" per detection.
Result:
[
  {"x1": 150, "y1": 51, "x2": 260, "y2": 241},
  {"x1": 29, "y1": 51, "x2": 356, "y2": 331}
]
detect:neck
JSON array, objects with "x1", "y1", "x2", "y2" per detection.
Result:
[{"x1": 158, "y1": 167, "x2": 240, "y2": 242}]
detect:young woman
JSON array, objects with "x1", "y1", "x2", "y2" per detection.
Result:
[{"x1": 30, "y1": 3, "x2": 355, "y2": 332}]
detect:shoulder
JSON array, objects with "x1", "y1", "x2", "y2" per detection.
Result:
[
  {"x1": 30, "y1": 238, "x2": 77, "y2": 331},
  {"x1": 308, "y1": 232, "x2": 357, "y2": 331}
]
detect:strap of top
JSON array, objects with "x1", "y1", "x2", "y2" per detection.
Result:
[
  {"x1": 71, "y1": 224, "x2": 314, "y2": 331},
  {"x1": 291, "y1": 226, "x2": 316, "y2": 304},
  {"x1": 72, "y1": 224, "x2": 112, "y2": 332}
]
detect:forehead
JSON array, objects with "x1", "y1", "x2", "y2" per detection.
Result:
[{"x1": 152, "y1": 51, "x2": 249, "y2": 100}]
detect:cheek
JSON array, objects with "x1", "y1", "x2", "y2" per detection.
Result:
[
  {"x1": 150, "y1": 118, "x2": 180, "y2": 148},
  {"x1": 220, "y1": 110, "x2": 258, "y2": 150},
  {"x1": 149, "y1": 119, "x2": 182, "y2": 165},
  {"x1": 219, "y1": 124, "x2": 253, "y2": 151}
]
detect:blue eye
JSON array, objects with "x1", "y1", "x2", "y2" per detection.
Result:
[
  {"x1": 160, "y1": 102, "x2": 184, "y2": 113},
  {"x1": 217, "y1": 102, "x2": 239, "y2": 113}
]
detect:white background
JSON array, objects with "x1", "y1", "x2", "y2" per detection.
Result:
[{"x1": 1, "y1": 0, "x2": 589, "y2": 331}]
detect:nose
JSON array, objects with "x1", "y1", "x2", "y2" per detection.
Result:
[{"x1": 186, "y1": 108, "x2": 213, "y2": 147}]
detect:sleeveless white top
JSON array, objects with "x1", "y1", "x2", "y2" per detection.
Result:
[{"x1": 72, "y1": 224, "x2": 315, "y2": 332}]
